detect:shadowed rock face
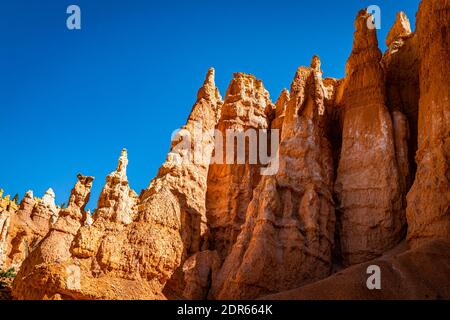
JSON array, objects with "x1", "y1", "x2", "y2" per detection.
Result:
[
  {"x1": 12, "y1": 68, "x2": 223, "y2": 300},
  {"x1": 0, "y1": 189, "x2": 60, "y2": 271},
  {"x1": 406, "y1": 0, "x2": 450, "y2": 248},
  {"x1": 383, "y1": 12, "x2": 419, "y2": 193},
  {"x1": 93, "y1": 149, "x2": 138, "y2": 225},
  {"x1": 7, "y1": 0, "x2": 450, "y2": 301}
]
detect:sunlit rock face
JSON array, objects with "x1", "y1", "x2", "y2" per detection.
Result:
[
  {"x1": 334, "y1": 10, "x2": 406, "y2": 266},
  {"x1": 0, "y1": 188, "x2": 60, "y2": 271},
  {"x1": 205, "y1": 72, "x2": 274, "y2": 261},
  {"x1": 209, "y1": 56, "x2": 337, "y2": 300}
]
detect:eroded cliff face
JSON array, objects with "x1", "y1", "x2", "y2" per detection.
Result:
[
  {"x1": 209, "y1": 57, "x2": 337, "y2": 299},
  {"x1": 205, "y1": 73, "x2": 273, "y2": 260},
  {"x1": 334, "y1": 10, "x2": 406, "y2": 266},
  {"x1": 7, "y1": 0, "x2": 450, "y2": 300},
  {"x1": 406, "y1": 0, "x2": 450, "y2": 248},
  {"x1": 0, "y1": 189, "x2": 60, "y2": 271}
]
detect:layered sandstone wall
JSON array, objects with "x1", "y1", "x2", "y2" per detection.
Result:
[
  {"x1": 334, "y1": 10, "x2": 406, "y2": 266},
  {"x1": 406, "y1": 0, "x2": 450, "y2": 248},
  {"x1": 205, "y1": 73, "x2": 273, "y2": 260},
  {"x1": 12, "y1": 68, "x2": 223, "y2": 300},
  {"x1": 0, "y1": 188, "x2": 60, "y2": 271},
  {"x1": 210, "y1": 57, "x2": 337, "y2": 299}
]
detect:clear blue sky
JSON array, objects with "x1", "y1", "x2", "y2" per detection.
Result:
[{"x1": 0, "y1": 0, "x2": 421, "y2": 209}]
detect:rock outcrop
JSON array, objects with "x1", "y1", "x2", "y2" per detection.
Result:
[
  {"x1": 406, "y1": 0, "x2": 450, "y2": 248},
  {"x1": 0, "y1": 191, "x2": 16, "y2": 268},
  {"x1": 334, "y1": 10, "x2": 406, "y2": 266},
  {"x1": 93, "y1": 149, "x2": 138, "y2": 225},
  {"x1": 383, "y1": 11, "x2": 419, "y2": 195},
  {"x1": 386, "y1": 12, "x2": 412, "y2": 48},
  {"x1": 13, "y1": 174, "x2": 94, "y2": 299},
  {"x1": 271, "y1": 88, "x2": 290, "y2": 133},
  {"x1": 210, "y1": 56, "x2": 337, "y2": 299},
  {"x1": 145, "y1": 67, "x2": 223, "y2": 297},
  {"x1": 182, "y1": 250, "x2": 220, "y2": 300},
  {"x1": 206, "y1": 73, "x2": 273, "y2": 260},
  {"x1": 0, "y1": 188, "x2": 60, "y2": 271}
]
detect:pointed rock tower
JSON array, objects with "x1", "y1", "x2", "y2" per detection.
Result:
[
  {"x1": 334, "y1": 9, "x2": 405, "y2": 266},
  {"x1": 210, "y1": 56, "x2": 336, "y2": 299},
  {"x1": 206, "y1": 72, "x2": 274, "y2": 261}
]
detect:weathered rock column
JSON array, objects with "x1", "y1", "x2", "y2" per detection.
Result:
[
  {"x1": 210, "y1": 57, "x2": 336, "y2": 299},
  {"x1": 335, "y1": 10, "x2": 405, "y2": 266},
  {"x1": 406, "y1": 0, "x2": 450, "y2": 247},
  {"x1": 206, "y1": 73, "x2": 273, "y2": 260}
]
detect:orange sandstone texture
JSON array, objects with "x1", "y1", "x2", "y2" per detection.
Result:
[
  {"x1": 334, "y1": 10, "x2": 406, "y2": 266},
  {"x1": 210, "y1": 57, "x2": 337, "y2": 299},
  {"x1": 382, "y1": 11, "x2": 418, "y2": 196},
  {"x1": 405, "y1": 0, "x2": 450, "y2": 248}
]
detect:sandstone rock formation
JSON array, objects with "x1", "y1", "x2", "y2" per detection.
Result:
[
  {"x1": 0, "y1": 188, "x2": 61, "y2": 271},
  {"x1": 334, "y1": 10, "x2": 406, "y2": 266},
  {"x1": 386, "y1": 12, "x2": 412, "y2": 48},
  {"x1": 206, "y1": 73, "x2": 273, "y2": 260},
  {"x1": 383, "y1": 11, "x2": 418, "y2": 195},
  {"x1": 271, "y1": 88, "x2": 290, "y2": 133},
  {"x1": 0, "y1": 191, "x2": 16, "y2": 268},
  {"x1": 209, "y1": 56, "x2": 337, "y2": 299},
  {"x1": 406, "y1": 0, "x2": 450, "y2": 248},
  {"x1": 5, "y1": 0, "x2": 450, "y2": 301},
  {"x1": 13, "y1": 174, "x2": 94, "y2": 299},
  {"x1": 93, "y1": 149, "x2": 138, "y2": 225},
  {"x1": 146, "y1": 67, "x2": 223, "y2": 297}
]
